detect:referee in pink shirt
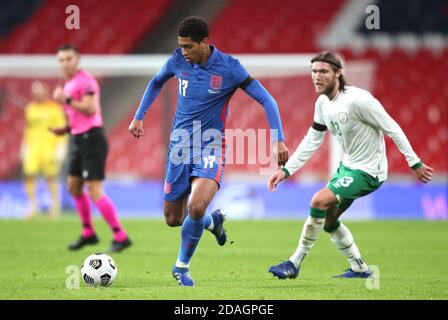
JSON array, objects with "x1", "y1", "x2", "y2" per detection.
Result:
[{"x1": 51, "y1": 44, "x2": 131, "y2": 252}]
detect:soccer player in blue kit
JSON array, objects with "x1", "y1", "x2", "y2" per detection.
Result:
[{"x1": 129, "y1": 16, "x2": 289, "y2": 286}]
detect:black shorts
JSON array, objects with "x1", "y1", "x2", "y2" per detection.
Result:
[{"x1": 68, "y1": 127, "x2": 108, "y2": 180}]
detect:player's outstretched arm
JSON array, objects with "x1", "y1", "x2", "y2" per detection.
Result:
[
  {"x1": 353, "y1": 93, "x2": 430, "y2": 175},
  {"x1": 241, "y1": 76, "x2": 289, "y2": 160},
  {"x1": 128, "y1": 78, "x2": 163, "y2": 139},
  {"x1": 412, "y1": 163, "x2": 434, "y2": 183},
  {"x1": 242, "y1": 79, "x2": 288, "y2": 165},
  {"x1": 281, "y1": 125, "x2": 326, "y2": 177},
  {"x1": 129, "y1": 57, "x2": 175, "y2": 138}
]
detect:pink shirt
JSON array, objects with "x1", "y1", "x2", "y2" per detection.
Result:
[{"x1": 63, "y1": 69, "x2": 103, "y2": 135}]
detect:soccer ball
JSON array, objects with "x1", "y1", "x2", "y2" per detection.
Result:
[{"x1": 81, "y1": 253, "x2": 117, "y2": 287}]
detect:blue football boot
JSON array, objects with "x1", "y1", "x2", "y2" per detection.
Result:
[
  {"x1": 172, "y1": 266, "x2": 195, "y2": 286},
  {"x1": 268, "y1": 261, "x2": 299, "y2": 279},
  {"x1": 210, "y1": 209, "x2": 227, "y2": 246},
  {"x1": 333, "y1": 268, "x2": 373, "y2": 278}
]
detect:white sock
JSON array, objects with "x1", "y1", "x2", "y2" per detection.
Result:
[
  {"x1": 206, "y1": 220, "x2": 214, "y2": 231},
  {"x1": 330, "y1": 223, "x2": 368, "y2": 272},
  {"x1": 289, "y1": 216, "x2": 325, "y2": 268},
  {"x1": 205, "y1": 213, "x2": 214, "y2": 231},
  {"x1": 175, "y1": 259, "x2": 189, "y2": 269}
]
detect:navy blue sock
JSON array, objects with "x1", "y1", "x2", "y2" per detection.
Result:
[{"x1": 176, "y1": 215, "x2": 205, "y2": 268}]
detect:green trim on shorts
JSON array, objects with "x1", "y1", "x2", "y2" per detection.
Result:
[{"x1": 310, "y1": 207, "x2": 326, "y2": 219}]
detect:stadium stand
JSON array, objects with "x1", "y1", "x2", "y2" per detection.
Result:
[
  {"x1": 0, "y1": 0, "x2": 174, "y2": 54},
  {"x1": 0, "y1": 0, "x2": 174, "y2": 179},
  {"x1": 0, "y1": 0, "x2": 43, "y2": 38},
  {"x1": 0, "y1": 0, "x2": 446, "y2": 179},
  {"x1": 103, "y1": 0, "x2": 448, "y2": 178},
  {"x1": 211, "y1": 0, "x2": 346, "y2": 53},
  {"x1": 208, "y1": 0, "x2": 447, "y2": 177}
]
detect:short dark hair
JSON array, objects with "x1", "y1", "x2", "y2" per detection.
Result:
[
  {"x1": 177, "y1": 16, "x2": 209, "y2": 43},
  {"x1": 57, "y1": 43, "x2": 79, "y2": 53},
  {"x1": 311, "y1": 51, "x2": 347, "y2": 92}
]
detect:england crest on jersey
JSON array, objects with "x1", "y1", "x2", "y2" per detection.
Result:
[
  {"x1": 338, "y1": 112, "x2": 348, "y2": 124},
  {"x1": 210, "y1": 74, "x2": 223, "y2": 90}
]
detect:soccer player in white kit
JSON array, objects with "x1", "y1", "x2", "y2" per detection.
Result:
[{"x1": 267, "y1": 51, "x2": 434, "y2": 279}]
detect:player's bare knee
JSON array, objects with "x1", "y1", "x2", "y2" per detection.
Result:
[
  {"x1": 86, "y1": 186, "x2": 102, "y2": 202},
  {"x1": 163, "y1": 210, "x2": 182, "y2": 227},
  {"x1": 311, "y1": 194, "x2": 328, "y2": 210},
  {"x1": 68, "y1": 184, "x2": 83, "y2": 197},
  {"x1": 165, "y1": 216, "x2": 182, "y2": 227},
  {"x1": 187, "y1": 202, "x2": 206, "y2": 220}
]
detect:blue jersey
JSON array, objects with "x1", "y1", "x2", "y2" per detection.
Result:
[
  {"x1": 159, "y1": 47, "x2": 246, "y2": 140},
  {"x1": 135, "y1": 46, "x2": 285, "y2": 144},
  {"x1": 135, "y1": 46, "x2": 286, "y2": 200}
]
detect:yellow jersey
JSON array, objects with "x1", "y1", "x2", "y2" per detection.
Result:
[{"x1": 22, "y1": 100, "x2": 67, "y2": 176}]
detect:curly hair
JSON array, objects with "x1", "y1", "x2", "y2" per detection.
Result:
[{"x1": 178, "y1": 16, "x2": 209, "y2": 43}]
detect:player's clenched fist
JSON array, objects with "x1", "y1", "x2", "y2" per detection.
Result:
[
  {"x1": 274, "y1": 141, "x2": 289, "y2": 166},
  {"x1": 128, "y1": 119, "x2": 144, "y2": 138}
]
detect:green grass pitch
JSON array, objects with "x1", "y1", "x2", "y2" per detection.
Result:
[{"x1": 0, "y1": 215, "x2": 447, "y2": 300}]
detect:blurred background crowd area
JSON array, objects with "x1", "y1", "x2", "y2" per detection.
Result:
[{"x1": 0, "y1": 0, "x2": 446, "y2": 183}]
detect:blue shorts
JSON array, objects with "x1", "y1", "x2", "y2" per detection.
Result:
[{"x1": 163, "y1": 145, "x2": 226, "y2": 202}]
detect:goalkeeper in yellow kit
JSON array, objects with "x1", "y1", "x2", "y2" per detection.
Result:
[{"x1": 21, "y1": 81, "x2": 67, "y2": 218}]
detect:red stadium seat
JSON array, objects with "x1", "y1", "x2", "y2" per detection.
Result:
[
  {"x1": 211, "y1": 0, "x2": 345, "y2": 54},
  {"x1": 1, "y1": 0, "x2": 445, "y2": 179},
  {"x1": 0, "y1": 0, "x2": 174, "y2": 178},
  {"x1": 0, "y1": 0, "x2": 174, "y2": 54},
  {"x1": 372, "y1": 51, "x2": 447, "y2": 173}
]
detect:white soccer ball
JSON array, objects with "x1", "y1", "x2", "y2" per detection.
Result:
[{"x1": 81, "y1": 253, "x2": 117, "y2": 287}]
